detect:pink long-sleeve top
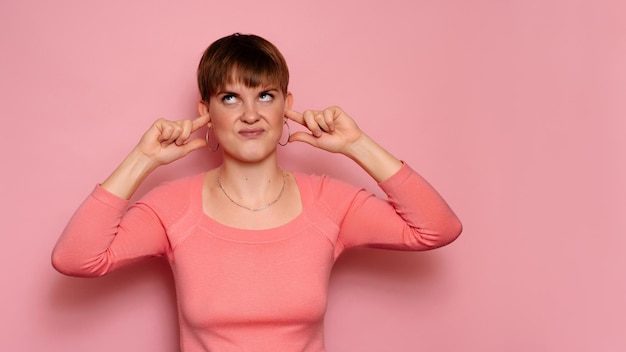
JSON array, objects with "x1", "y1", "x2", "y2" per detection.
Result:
[{"x1": 52, "y1": 163, "x2": 461, "y2": 351}]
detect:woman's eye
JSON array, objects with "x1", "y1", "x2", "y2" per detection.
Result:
[
  {"x1": 259, "y1": 92, "x2": 274, "y2": 102},
  {"x1": 222, "y1": 95, "x2": 237, "y2": 104}
]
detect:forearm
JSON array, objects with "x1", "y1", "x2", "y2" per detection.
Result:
[
  {"x1": 338, "y1": 163, "x2": 462, "y2": 251},
  {"x1": 102, "y1": 148, "x2": 159, "y2": 200},
  {"x1": 101, "y1": 115, "x2": 208, "y2": 199},
  {"x1": 343, "y1": 133, "x2": 403, "y2": 183},
  {"x1": 52, "y1": 184, "x2": 168, "y2": 277},
  {"x1": 52, "y1": 186, "x2": 129, "y2": 276}
]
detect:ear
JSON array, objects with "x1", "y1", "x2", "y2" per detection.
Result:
[
  {"x1": 284, "y1": 92, "x2": 293, "y2": 122},
  {"x1": 284, "y1": 92, "x2": 293, "y2": 118},
  {"x1": 198, "y1": 101, "x2": 212, "y2": 126}
]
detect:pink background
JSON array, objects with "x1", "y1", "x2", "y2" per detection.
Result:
[{"x1": 1, "y1": 0, "x2": 625, "y2": 351}]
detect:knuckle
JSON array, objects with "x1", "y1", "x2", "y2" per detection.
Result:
[{"x1": 154, "y1": 117, "x2": 167, "y2": 126}]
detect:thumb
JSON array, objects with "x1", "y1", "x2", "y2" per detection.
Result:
[
  {"x1": 289, "y1": 131, "x2": 318, "y2": 147},
  {"x1": 181, "y1": 137, "x2": 208, "y2": 155}
]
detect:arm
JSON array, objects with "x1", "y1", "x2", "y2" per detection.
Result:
[
  {"x1": 52, "y1": 115, "x2": 209, "y2": 276},
  {"x1": 286, "y1": 106, "x2": 401, "y2": 182},
  {"x1": 103, "y1": 115, "x2": 209, "y2": 199},
  {"x1": 51, "y1": 185, "x2": 170, "y2": 277},
  {"x1": 336, "y1": 163, "x2": 462, "y2": 252},
  {"x1": 286, "y1": 106, "x2": 461, "y2": 250}
]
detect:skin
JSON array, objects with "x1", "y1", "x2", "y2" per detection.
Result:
[
  {"x1": 100, "y1": 81, "x2": 402, "y2": 229},
  {"x1": 203, "y1": 82, "x2": 292, "y2": 166}
]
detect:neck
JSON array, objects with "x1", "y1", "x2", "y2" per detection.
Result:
[{"x1": 217, "y1": 159, "x2": 285, "y2": 207}]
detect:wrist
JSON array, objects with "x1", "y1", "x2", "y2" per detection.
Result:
[
  {"x1": 101, "y1": 149, "x2": 159, "y2": 199},
  {"x1": 343, "y1": 134, "x2": 403, "y2": 183},
  {"x1": 125, "y1": 148, "x2": 161, "y2": 175},
  {"x1": 343, "y1": 133, "x2": 374, "y2": 161}
]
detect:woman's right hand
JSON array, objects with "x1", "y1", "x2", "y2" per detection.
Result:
[
  {"x1": 135, "y1": 114, "x2": 210, "y2": 167},
  {"x1": 101, "y1": 114, "x2": 210, "y2": 200}
]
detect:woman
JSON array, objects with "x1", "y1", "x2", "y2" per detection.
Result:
[{"x1": 52, "y1": 33, "x2": 462, "y2": 352}]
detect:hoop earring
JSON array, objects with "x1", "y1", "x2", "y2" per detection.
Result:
[
  {"x1": 205, "y1": 128, "x2": 220, "y2": 152},
  {"x1": 279, "y1": 121, "x2": 290, "y2": 146}
]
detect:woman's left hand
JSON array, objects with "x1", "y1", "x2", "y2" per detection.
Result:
[{"x1": 285, "y1": 106, "x2": 363, "y2": 154}]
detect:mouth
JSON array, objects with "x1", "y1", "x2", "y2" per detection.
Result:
[{"x1": 238, "y1": 129, "x2": 265, "y2": 138}]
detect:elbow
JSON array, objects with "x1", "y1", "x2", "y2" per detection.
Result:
[
  {"x1": 438, "y1": 215, "x2": 462, "y2": 247},
  {"x1": 51, "y1": 247, "x2": 81, "y2": 276},
  {"x1": 51, "y1": 247, "x2": 104, "y2": 278},
  {"x1": 51, "y1": 248, "x2": 73, "y2": 276},
  {"x1": 442, "y1": 216, "x2": 463, "y2": 247},
  {"x1": 417, "y1": 216, "x2": 463, "y2": 250},
  {"x1": 446, "y1": 216, "x2": 463, "y2": 245}
]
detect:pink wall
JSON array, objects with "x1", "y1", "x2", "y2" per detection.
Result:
[{"x1": 2, "y1": 0, "x2": 625, "y2": 351}]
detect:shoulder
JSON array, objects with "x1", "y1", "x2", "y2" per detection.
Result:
[
  {"x1": 133, "y1": 173, "x2": 204, "y2": 223},
  {"x1": 294, "y1": 171, "x2": 366, "y2": 220},
  {"x1": 294, "y1": 171, "x2": 362, "y2": 197},
  {"x1": 139, "y1": 174, "x2": 201, "y2": 202}
]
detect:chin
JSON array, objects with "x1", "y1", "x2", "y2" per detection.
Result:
[{"x1": 225, "y1": 146, "x2": 278, "y2": 163}]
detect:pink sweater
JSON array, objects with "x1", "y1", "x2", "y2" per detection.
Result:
[{"x1": 52, "y1": 164, "x2": 461, "y2": 351}]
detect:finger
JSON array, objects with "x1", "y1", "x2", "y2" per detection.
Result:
[
  {"x1": 285, "y1": 109, "x2": 304, "y2": 125},
  {"x1": 289, "y1": 131, "x2": 318, "y2": 147},
  {"x1": 191, "y1": 114, "x2": 210, "y2": 132},
  {"x1": 175, "y1": 120, "x2": 193, "y2": 146},
  {"x1": 322, "y1": 109, "x2": 336, "y2": 132},
  {"x1": 315, "y1": 111, "x2": 331, "y2": 133},
  {"x1": 161, "y1": 122, "x2": 183, "y2": 145},
  {"x1": 180, "y1": 137, "x2": 208, "y2": 155},
  {"x1": 168, "y1": 125, "x2": 183, "y2": 145},
  {"x1": 303, "y1": 110, "x2": 323, "y2": 137},
  {"x1": 155, "y1": 119, "x2": 174, "y2": 143}
]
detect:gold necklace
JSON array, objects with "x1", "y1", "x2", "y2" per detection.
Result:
[{"x1": 216, "y1": 169, "x2": 286, "y2": 212}]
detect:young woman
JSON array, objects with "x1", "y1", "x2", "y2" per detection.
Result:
[{"x1": 52, "y1": 33, "x2": 462, "y2": 352}]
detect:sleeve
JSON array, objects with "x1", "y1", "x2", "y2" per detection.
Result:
[
  {"x1": 51, "y1": 184, "x2": 171, "y2": 277},
  {"x1": 334, "y1": 163, "x2": 462, "y2": 254}
]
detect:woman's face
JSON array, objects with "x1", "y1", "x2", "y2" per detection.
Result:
[{"x1": 203, "y1": 81, "x2": 292, "y2": 163}]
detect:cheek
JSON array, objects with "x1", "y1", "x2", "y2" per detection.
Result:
[
  {"x1": 208, "y1": 106, "x2": 233, "y2": 126},
  {"x1": 267, "y1": 103, "x2": 286, "y2": 120}
]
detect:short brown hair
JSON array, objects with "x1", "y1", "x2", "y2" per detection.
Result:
[{"x1": 197, "y1": 33, "x2": 289, "y2": 102}]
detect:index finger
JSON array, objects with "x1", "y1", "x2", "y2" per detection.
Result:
[
  {"x1": 191, "y1": 114, "x2": 210, "y2": 131},
  {"x1": 285, "y1": 109, "x2": 305, "y2": 125}
]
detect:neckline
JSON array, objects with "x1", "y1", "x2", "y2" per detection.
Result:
[{"x1": 195, "y1": 172, "x2": 310, "y2": 243}]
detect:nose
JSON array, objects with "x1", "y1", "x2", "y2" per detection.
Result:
[{"x1": 240, "y1": 102, "x2": 260, "y2": 124}]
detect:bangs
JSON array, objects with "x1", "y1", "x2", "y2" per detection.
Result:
[
  {"x1": 224, "y1": 60, "x2": 284, "y2": 92},
  {"x1": 197, "y1": 34, "x2": 289, "y2": 102}
]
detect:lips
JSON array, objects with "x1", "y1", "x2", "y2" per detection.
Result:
[{"x1": 239, "y1": 129, "x2": 265, "y2": 138}]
